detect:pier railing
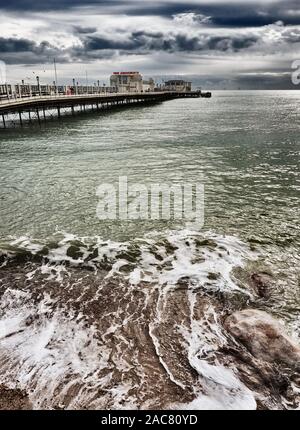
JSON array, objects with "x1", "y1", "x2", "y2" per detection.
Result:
[
  {"x1": 0, "y1": 83, "x2": 118, "y2": 100},
  {"x1": 0, "y1": 90, "x2": 209, "y2": 128},
  {"x1": 0, "y1": 92, "x2": 167, "y2": 106}
]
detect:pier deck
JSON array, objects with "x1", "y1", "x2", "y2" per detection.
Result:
[{"x1": 0, "y1": 90, "x2": 209, "y2": 128}]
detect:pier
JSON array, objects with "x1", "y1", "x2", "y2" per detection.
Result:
[{"x1": 0, "y1": 90, "x2": 211, "y2": 129}]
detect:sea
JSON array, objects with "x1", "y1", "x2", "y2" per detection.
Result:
[{"x1": 0, "y1": 90, "x2": 299, "y2": 409}]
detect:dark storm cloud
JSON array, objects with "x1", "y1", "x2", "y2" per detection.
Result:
[
  {"x1": 73, "y1": 26, "x2": 98, "y2": 34},
  {"x1": 169, "y1": 71, "x2": 296, "y2": 90},
  {"x1": 0, "y1": 37, "x2": 35, "y2": 53},
  {"x1": 0, "y1": 37, "x2": 67, "y2": 64},
  {"x1": 234, "y1": 73, "x2": 296, "y2": 90},
  {"x1": 0, "y1": 29, "x2": 259, "y2": 65},
  {"x1": 1, "y1": 1, "x2": 300, "y2": 27},
  {"x1": 0, "y1": 0, "x2": 122, "y2": 11},
  {"x1": 162, "y1": 2, "x2": 300, "y2": 27},
  {"x1": 82, "y1": 31, "x2": 258, "y2": 55},
  {"x1": 126, "y1": 1, "x2": 300, "y2": 27}
]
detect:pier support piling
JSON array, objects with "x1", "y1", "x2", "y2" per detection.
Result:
[
  {"x1": 36, "y1": 109, "x2": 41, "y2": 127},
  {"x1": 0, "y1": 90, "x2": 205, "y2": 129}
]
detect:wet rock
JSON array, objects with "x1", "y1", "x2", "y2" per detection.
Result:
[
  {"x1": 194, "y1": 238, "x2": 217, "y2": 248},
  {"x1": 176, "y1": 276, "x2": 190, "y2": 287},
  {"x1": 0, "y1": 385, "x2": 31, "y2": 410},
  {"x1": 207, "y1": 272, "x2": 220, "y2": 281},
  {"x1": 251, "y1": 273, "x2": 272, "y2": 298},
  {"x1": 66, "y1": 245, "x2": 84, "y2": 260},
  {"x1": 225, "y1": 309, "x2": 300, "y2": 371}
]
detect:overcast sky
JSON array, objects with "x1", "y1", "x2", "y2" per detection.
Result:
[{"x1": 0, "y1": 0, "x2": 299, "y2": 89}]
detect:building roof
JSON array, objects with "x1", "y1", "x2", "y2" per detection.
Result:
[
  {"x1": 112, "y1": 72, "x2": 140, "y2": 75},
  {"x1": 165, "y1": 80, "x2": 186, "y2": 85}
]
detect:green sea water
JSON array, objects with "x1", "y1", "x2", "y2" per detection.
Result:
[
  {"x1": 0, "y1": 90, "x2": 300, "y2": 409},
  {"x1": 0, "y1": 90, "x2": 299, "y2": 321}
]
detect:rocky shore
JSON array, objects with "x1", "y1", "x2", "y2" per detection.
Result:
[
  {"x1": 0, "y1": 233, "x2": 299, "y2": 410},
  {"x1": 0, "y1": 385, "x2": 31, "y2": 410}
]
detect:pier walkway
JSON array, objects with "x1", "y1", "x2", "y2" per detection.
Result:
[{"x1": 0, "y1": 90, "x2": 209, "y2": 128}]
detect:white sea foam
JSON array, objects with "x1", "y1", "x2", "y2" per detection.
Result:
[
  {"x1": 0, "y1": 230, "x2": 260, "y2": 409},
  {"x1": 0, "y1": 288, "x2": 138, "y2": 409}
]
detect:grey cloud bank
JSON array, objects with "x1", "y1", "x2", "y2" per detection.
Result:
[{"x1": 0, "y1": 0, "x2": 299, "y2": 89}]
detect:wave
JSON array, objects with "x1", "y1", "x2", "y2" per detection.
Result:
[{"x1": 0, "y1": 230, "x2": 298, "y2": 409}]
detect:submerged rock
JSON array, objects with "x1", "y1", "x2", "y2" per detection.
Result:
[
  {"x1": 225, "y1": 309, "x2": 300, "y2": 371},
  {"x1": 251, "y1": 273, "x2": 272, "y2": 298}
]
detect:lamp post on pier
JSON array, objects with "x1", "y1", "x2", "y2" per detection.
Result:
[
  {"x1": 36, "y1": 75, "x2": 41, "y2": 96},
  {"x1": 73, "y1": 78, "x2": 77, "y2": 95},
  {"x1": 20, "y1": 80, "x2": 25, "y2": 99},
  {"x1": 54, "y1": 58, "x2": 58, "y2": 95},
  {"x1": 5, "y1": 83, "x2": 9, "y2": 100}
]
